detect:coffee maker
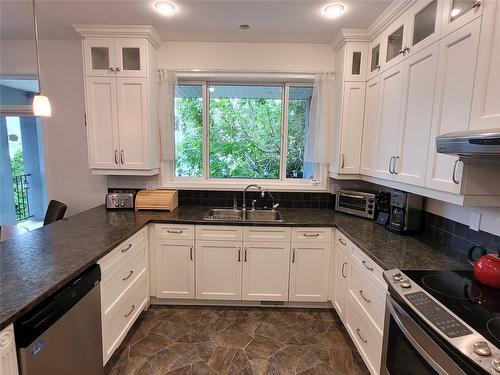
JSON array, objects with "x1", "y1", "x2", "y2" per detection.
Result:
[{"x1": 387, "y1": 191, "x2": 423, "y2": 234}]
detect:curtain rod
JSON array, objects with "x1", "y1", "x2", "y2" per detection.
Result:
[{"x1": 157, "y1": 68, "x2": 335, "y2": 75}]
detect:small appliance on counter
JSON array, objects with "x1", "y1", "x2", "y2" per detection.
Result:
[
  {"x1": 335, "y1": 189, "x2": 376, "y2": 219},
  {"x1": 387, "y1": 190, "x2": 423, "y2": 234},
  {"x1": 135, "y1": 189, "x2": 178, "y2": 211},
  {"x1": 469, "y1": 245, "x2": 500, "y2": 289},
  {"x1": 375, "y1": 191, "x2": 391, "y2": 226},
  {"x1": 105, "y1": 191, "x2": 135, "y2": 209}
]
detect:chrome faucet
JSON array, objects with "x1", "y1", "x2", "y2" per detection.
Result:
[{"x1": 242, "y1": 184, "x2": 265, "y2": 211}]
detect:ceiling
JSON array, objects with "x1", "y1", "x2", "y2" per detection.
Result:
[{"x1": 0, "y1": 0, "x2": 392, "y2": 44}]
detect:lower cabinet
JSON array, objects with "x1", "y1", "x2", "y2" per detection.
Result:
[
  {"x1": 242, "y1": 241, "x2": 291, "y2": 301},
  {"x1": 332, "y1": 232, "x2": 350, "y2": 321},
  {"x1": 0, "y1": 325, "x2": 18, "y2": 375}
]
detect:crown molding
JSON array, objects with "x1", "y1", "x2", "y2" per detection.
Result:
[
  {"x1": 72, "y1": 25, "x2": 163, "y2": 48},
  {"x1": 331, "y1": 29, "x2": 370, "y2": 50}
]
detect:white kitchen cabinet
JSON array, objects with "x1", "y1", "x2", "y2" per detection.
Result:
[
  {"x1": 242, "y1": 242, "x2": 291, "y2": 301},
  {"x1": 154, "y1": 239, "x2": 195, "y2": 299},
  {"x1": 344, "y1": 43, "x2": 368, "y2": 82},
  {"x1": 406, "y1": 0, "x2": 443, "y2": 57},
  {"x1": 382, "y1": 20, "x2": 408, "y2": 71},
  {"x1": 393, "y1": 44, "x2": 439, "y2": 185},
  {"x1": 360, "y1": 76, "x2": 380, "y2": 177},
  {"x1": 195, "y1": 241, "x2": 242, "y2": 300},
  {"x1": 367, "y1": 38, "x2": 383, "y2": 80},
  {"x1": 332, "y1": 232, "x2": 350, "y2": 322},
  {"x1": 0, "y1": 325, "x2": 18, "y2": 375},
  {"x1": 441, "y1": 0, "x2": 483, "y2": 37},
  {"x1": 289, "y1": 243, "x2": 331, "y2": 302},
  {"x1": 426, "y1": 18, "x2": 481, "y2": 193},
  {"x1": 470, "y1": 0, "x2": 500, "y2": 130}
]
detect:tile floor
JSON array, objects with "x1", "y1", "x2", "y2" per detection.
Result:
[{"x1": 104, "y1": 305, "x2": 370, "y2": 375}]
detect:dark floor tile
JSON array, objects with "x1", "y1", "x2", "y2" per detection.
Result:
[
  {"x1": 213, "y1": 329, "x2": 253, "y2": 349},
  {"x1": 170, "y1": 348, "x2": 202, "y2": 372},
  {"x1": 129, "y1": 333, "x2": 171, "y2": 359},
  {"x1": 228, "y1": 349, "x2": 252, "y2": 374},
  {"x1": 268, "y1": 349, "x2": 298, "y2": 374},
  {"x1": 207, "y1": 346, "x2": 237, "y2": 373},
  {"x1": 147, "y1": 347, "x2": 178, "y2": 373},
  {"x1": 192, "y1": 361, "x2": 218, "y2": 375},
  {"x1": 245, "y1": 335, "x2": 283, "y2": 360}
]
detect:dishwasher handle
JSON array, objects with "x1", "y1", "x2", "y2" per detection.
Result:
[{"x1": 14, "y1": 264, "x2": 101, "y2": 348}]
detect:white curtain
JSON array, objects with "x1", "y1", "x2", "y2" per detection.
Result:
[
  {"x1": 304, "y1": 72, "x2": 335, "y2": 165},
  {"x1": 158, "y1": 70, "x2": 178, "y2": 161}
]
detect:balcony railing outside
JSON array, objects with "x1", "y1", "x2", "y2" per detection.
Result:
[{"x1": 13, "y1": 174, "x2": 32, "y2": 222}]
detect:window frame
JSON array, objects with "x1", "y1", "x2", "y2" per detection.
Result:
[{"x1": 163, "y1": 79, "x2": 328, "y2": 192}]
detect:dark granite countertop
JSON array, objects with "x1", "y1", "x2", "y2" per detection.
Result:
[{"x1": 0, "y1": 205, "x2": 470, "y2": 330}]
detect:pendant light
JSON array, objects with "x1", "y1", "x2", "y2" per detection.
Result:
[{"x1": 32, "y1": 0, "x2": 51, "y2": 117}]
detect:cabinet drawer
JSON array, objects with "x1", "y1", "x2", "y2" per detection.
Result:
[
  {"x1": 349, "y1": 263, "x2": 386, "y2": 333},
  {"x1": 153, "y1": 224, "x2": 194, "y2": 240},
  {"x1": 99, "y1": 228, "x2": 147, "y2": 276},
  {"x1": 347, "y1": 292, "x2": 383, "y2": 375},
  {"x1": 196, "y1": 225, "x2": 243, "y2": 241},
  {"x1": 102, "y1": 270, "x2": 148, "y2": 364},
  {"x1": 101, "y1": 242, "x2": 147, "y2": 314},
  {"x1": 335, "y1": 230, "x2": 351, "y2": 251},
  {"x1": 292, "y1": 227, "x2": 332, "y2": 243},
  {"x1": 243, "y1": 226, "x2": 291, "y2": 242},
  {"x1": 351, "y1": 246, "x2": 386, "y2": 292}
]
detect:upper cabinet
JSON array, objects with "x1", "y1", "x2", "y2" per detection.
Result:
[
  {"x1": 406, "y1": 0, "x2": 443, "y2": 55},
  {"x1": 441, "y1": 0, "x2": 483, "y2": 36},
  {"x1": 74, "y1": 26, "x2": 162, "y2": 175},
  {"x1": 344, "y1": 43, "x2": 369, "y2": 82},
  {"x1": 383, "y1": 22, "x2": 407, "y2": 70},
  {"x1": 367, "y1": 38, "x2": 383, "y2": 80}
]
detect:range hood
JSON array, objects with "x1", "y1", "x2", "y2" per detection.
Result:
[{"x1": 436, "y1": 128, "x2": 500, "y2": 157}]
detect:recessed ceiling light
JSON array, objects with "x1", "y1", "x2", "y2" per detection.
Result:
[
  {"x1": 451, "y1": 7, "x2": 462, "y2": 17},
  {"x1": 324, "y1": 4, "x2": 345, "y2": 18},
  {"x1": 155, "y1": 2, "x2": 175, "y2": 16},
  {"x1": 239, "y1": 24, "x2": 251, "y2": 30}
]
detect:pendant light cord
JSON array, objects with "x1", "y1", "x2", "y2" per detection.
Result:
[{"x1": 32, "y1": 0, "x2": 43, "y2": 94}]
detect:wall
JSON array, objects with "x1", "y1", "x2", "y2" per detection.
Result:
[{"x1": 0, "y1": 40, "x2": 107, "y2": 217}]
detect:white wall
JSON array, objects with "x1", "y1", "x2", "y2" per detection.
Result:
[
  {"x1": 0, "y1": 40, "x2": 107, "y2": 216},
  {"x1": 158, "y1": 41, "x2": 335, "y2": 71},
  {"x1": 425, "y1": 199, "x2": 500, "y2": 237}
]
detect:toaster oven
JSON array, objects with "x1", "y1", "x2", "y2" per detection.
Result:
[{"x1": 335, "y1": 190, "x2": 376, "y2": 219}]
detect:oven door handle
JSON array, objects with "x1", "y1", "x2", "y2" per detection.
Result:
[
  {"x1": 386, "y1": 297, "x2": 467, "y2": 375},
  {"x1": 340, "y1": 193, "x2": 366, "y2": 200}
]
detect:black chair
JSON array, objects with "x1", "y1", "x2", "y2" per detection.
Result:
[{"x1": 43, "y1": 200, "x2": 67, "y2": 226}]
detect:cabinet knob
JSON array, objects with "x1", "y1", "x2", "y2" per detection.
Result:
[
  {"x1": 116, "y1": 67, "x2": 121, "y2": 72},
  {"x1": 109, "y1": 67, "x2": 115, "y2": 72},
  {"x1": 472, "y1": 0, "x2": 481, "y2": 8}
]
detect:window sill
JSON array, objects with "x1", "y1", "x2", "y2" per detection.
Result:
[{"x1": 160, "y1": 179, "x2": 330, "y2": 192}]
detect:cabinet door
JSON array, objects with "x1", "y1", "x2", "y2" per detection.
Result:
[
  {"x1": 154, "y1": 239, "x2": 195, "y2": 299},
  {"x1": 195, "y1": 241, "x2": 242, "y2": 300},
  {"x1": 383, "y1": 21, "x2": 408, "y2": 70},
  {"x1": 242, "y1": 242, "x2": 290, "y2": 301},
  {"x1": 333, "y1": 243, "x2": 349, "y2": 321},
  {"x1": 407, "y1": 0, "x2": 442, "y2": 56},
  {"x1": 360, "y1": 76, "x2": 381, "y2": 177},
  {"x1": 426, "y1": 18, "x2": 481, "y2": 193},
  {"x1": 441, "y1": 0, "x2": 483, "y2": 37},
  {"x1": 373, "y1": 65, "x2": 403, "y2": 180},
  {"x1": 339, "y1": 82, "x2": 366, "y2": 174},
  {"x1": 367, "y1": 38, "x2": 383, "y2": 80},
  {"x1": 85, "y1": 77, "x2": 120, "y2": 169},
  {"x1": 289, "y1": 243, "x2": 330, "y2": 302},
  {"x1": 394, "y1": 44, "x2": 438, "y2": 186},
  {"x1": 83, "y1": 38, "x2": 116, "y2": 77},
  {"x1": 470, "y1": 0, "x2": 500, "y2": 130},
  {"x1": 344, "y1": 43, "x2": 368, "y2": 81},
  {"x1": 115, "y1": 38, "x2": 148, "y2": 77},
  {"x1": 116, "y1": 78, "x2": 150, "y2": 169},
  {"x1": 0, "y1": 325, "x2": 19, "y2": 375}
]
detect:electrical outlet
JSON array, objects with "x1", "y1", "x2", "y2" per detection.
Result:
[{"x1": 470, "y1": 212, "x2": 481, "y2": 231}]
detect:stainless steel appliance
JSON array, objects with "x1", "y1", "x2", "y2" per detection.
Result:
[
  {"x1": 436, "y1": 128, "x2": 500, "y2": 157},
  {"x1": 105, "y1": 192, "x2": 134, "y2": 209},
  {"x1": 382, "y1": 269, "x2": 500, "y2": 375},
  {"x1": 387, "y1": 191, "x2": 423, "y2": 233},
  {"x1": 335, "y1": 189, "x2": 376, "y2": 219},
  {"x1": 15, "y1": 265, "x2": 103, "y2": 375}
]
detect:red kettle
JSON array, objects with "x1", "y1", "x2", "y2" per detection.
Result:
[{"x1": 468, "y1": 245, "x2": 500, "y2": 289}]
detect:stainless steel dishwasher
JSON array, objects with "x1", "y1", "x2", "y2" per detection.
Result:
[{"x1": 15, "y1": 264, "x2": 103, "y2": 375}]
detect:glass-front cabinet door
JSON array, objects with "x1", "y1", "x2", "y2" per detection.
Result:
[
  {"x1": 408, "y1": 0, "x2": 442, "y2": 55},
  {"x1": 386, "y1": 26, "x2": 405, "y2": 63},
  {"x1": 115, "y1": 39, "x2": 148, "y2": 77},
  {"x1": 344, "y1": 43, "x2": 368, "y2": 81},
  {"x1": 367, "y1": 38, "x2": 383, "y2": 80},
  {"x1": 84, "y1": 38, "x2": 116, "y2": 77},
  {"x1": 441, "y1": 0, "x2": 483, "y2": 36}
]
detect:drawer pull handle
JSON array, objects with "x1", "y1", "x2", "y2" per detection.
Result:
[
  {"x1": 359, "y1": 289, "x2": 371, "y2": 303},
  {"x1": 362, "y1": 260, "x2": 374, "y2": 272},
  {"x1": 124, "y1": 305, "x2": 135, "y2": 318},
  {"x1": 244, "y1": 247, "x2": 248, "y2": 262},
  {"x1": 122, "y1": 270, "x2": 134, "y2": 281},
  {"x1": 121, "y1": 244, "x2": 132, "y2": 253},
  {"x1": 341, "y1": 262, "x2": 347, "y2": 278},
  {"x1": 303, "y1": 233, "x2": 320, "y2": 237},
  {"x1": 356, "y1": 328, "x2": 367, "y2": 344},
  {"x1": 292, "y1": 248, "x2": 296, "y2": 263},
  {"x1": 338, "y1": 238, "x2": 347, "y2": 246},
  {"x1": 167, "y1": 229, "x2": 184, "y2": 234},
  {"x1": 190, "y1": 246, "x2": 193, "y2": 261},
  {"x1": 238, "y1": 247, "x2": 241, "y2": 262}
]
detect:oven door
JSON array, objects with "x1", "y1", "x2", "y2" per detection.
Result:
[{"x1": 381, "y1": 295, "x2": 481, "y2": 375}]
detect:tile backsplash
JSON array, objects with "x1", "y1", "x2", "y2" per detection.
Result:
[
  {"x1": 422, "y1": 211, "x2": 499, "y2": 255},
  {"x1": 178, "y1": 190, "x2": 335, "y2": 209}
]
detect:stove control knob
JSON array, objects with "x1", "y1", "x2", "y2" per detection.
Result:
[
  {"x1": 491, "y1": 358, "x2": 500, "y2": 373},
  {"x1": 400, "y1": 279, "x2": 412, "y2": 288},
  {"x1": 392, "y1": 273, "x2": 403, "y2": 282},
  {"x1": 472, "y1": 341, "x2": 491, "y2": 356}
]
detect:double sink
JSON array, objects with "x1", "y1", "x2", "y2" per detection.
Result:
[{"x1": 204, "y1": 208, "x2": 283, "y2": 223}]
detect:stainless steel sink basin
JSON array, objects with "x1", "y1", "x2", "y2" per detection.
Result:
[{"x1": 203, "y1": 208, "x2": 283, "y2": 222}]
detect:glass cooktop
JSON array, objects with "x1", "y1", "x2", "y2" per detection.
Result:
[{"x1": 403, "y1": 270, "x2": 500, "y2": 349}]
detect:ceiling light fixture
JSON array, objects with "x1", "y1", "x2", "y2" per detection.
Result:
[
  {"x1": 451, "y1": 7, "x2": 462, "y2": 17},
  {"x1": 31, "y1": 0, "x2": 51, "y2": 117},
  {"x1": 155, "y1": 1, "x2": 176, "y2": 16},
  {"x1": 324, "y1": 4, "x2": 345, "y2": 18}
]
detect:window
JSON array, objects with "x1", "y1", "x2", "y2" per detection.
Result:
[{"x1": 172, "y1": 81, "x2": 319, "y2": 186}]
